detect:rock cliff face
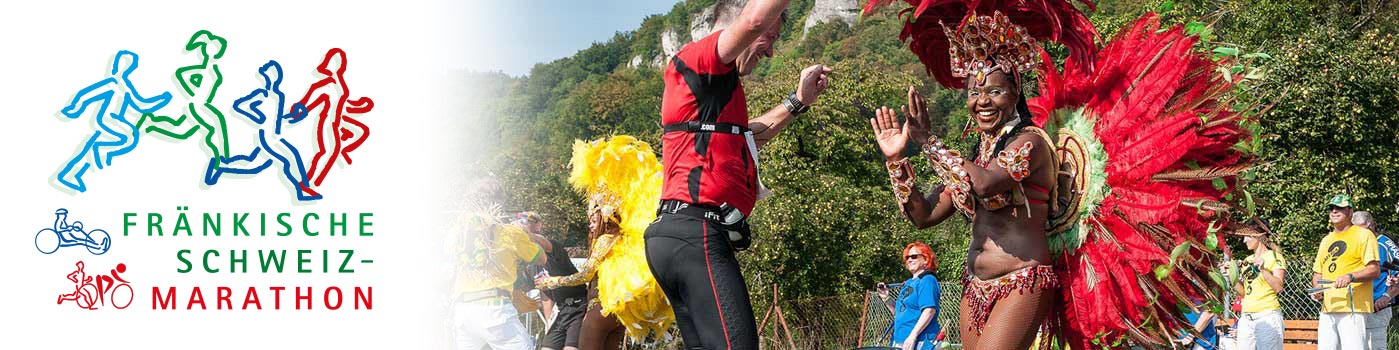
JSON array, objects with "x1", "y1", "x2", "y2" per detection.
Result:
[
  {"x1": 629, "y1": 0, "x2": 859, "y2": 69},
  {"x1": 803, "y1": 0, "x2": 859, "y2": 34},
  {"x1": 661, "y1": 28, "x2": 683, "y2": 60},
  {"x1": 690, "y1": 4, "x2": 719, "y2": 41}
]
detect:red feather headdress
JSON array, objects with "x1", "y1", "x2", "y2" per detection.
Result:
[{"x1": 864, "y1": 0, "x2": 1098, "y2": 89}]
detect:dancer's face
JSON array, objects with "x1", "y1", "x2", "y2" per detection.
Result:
[
  {"x1": 735, "y1": 22, "x2": 781, "y2": 77},
  {"x1": 904, "y1": 253, "x2": 926, "y2": 274},
  {"x1": 587, "y1": 211, "x2": 603, "y2": 233},
  {"x1": 966, "y1": 70, "x2": 1019, "y2": 133},
  {"x1": 1243, "y1": 235, "x2": 1259, "y2": 250},
  {"x1": 586, "y1": 210, "x2": 618, "y2": 239}
]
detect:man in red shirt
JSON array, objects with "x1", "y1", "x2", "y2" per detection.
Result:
[{"x1": 644, "y1": 0, "x2": 831, "y2": 349}]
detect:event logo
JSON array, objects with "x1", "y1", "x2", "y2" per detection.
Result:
[
  {"x1": 35, "y1": 208, "x2": 111, "y2": 255},
  {"x1": 56, "y1": 261, "x2": 133, "y2": 310},
  {"x1": 37, "y1": 30, "x2": 378, "y2": 313},
  {"x1": 53, "y1": 30, "x2": 374, "y2": 201}
]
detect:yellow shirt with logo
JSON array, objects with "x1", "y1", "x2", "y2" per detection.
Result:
[
  {"x1": 1241, "y1": 250, "x2": 1286, "y2": 313},
  {"x1": 454, "y1": 223, "x2": 541, "y2": 297},
  {"x1": 1312, "y1": 225, "x2": 1379, "y2": 313}
]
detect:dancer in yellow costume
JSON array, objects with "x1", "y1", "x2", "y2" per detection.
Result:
[{"x1": 535, "y1": 136, "x2": 673, "y2": 349}]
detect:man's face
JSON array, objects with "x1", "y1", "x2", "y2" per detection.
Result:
[
  {"x1": 1329, "y1": 207, "x2": 1352, "y2": 226},
  {"x1": 735, "y1": 22, "x2": 782, "y2": 77},
  {"x1": 528, "y1": 222, "x2": 543, "y2": 235}
]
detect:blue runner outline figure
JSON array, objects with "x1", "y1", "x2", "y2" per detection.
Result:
[
  {"x1": 137, "y1": 30, "x2": 230, "y2": 185},
  {"x1": 56, "y1": 51, "x2": 172, "y2": 192},
  {"x1": 207, "y1": 61, "x2": 321, "y2": 201}
]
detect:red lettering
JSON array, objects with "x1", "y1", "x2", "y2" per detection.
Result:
[
  {"x1": 243, "y1": 286, "x2": 261, "y2": 310},
  {"x1": 187, "y1": 287, "x2": 206, "y2": 310}
]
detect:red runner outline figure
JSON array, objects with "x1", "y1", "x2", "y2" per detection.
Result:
[{"x1": 294, "y1": 48, "x2": 374, "y2": 198}]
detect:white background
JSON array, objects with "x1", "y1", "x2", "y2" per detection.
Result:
[{"x1": 0, "y1": 0, "x2": 474, "y2": 348}]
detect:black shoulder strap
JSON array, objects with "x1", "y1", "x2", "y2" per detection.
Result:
[
  {"x1": 672, "y1": 55, "x2": 741, "y2": 204},
  {"x1": 672, "y1": 55, "x2": 740, "y2": 154}
]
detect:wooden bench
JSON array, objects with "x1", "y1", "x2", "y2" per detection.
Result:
[{"x1": 1218, "y1": 319, "x2": 1318, "y2": 350}]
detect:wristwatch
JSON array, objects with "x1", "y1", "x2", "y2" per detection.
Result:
[{"x1": 783, "y1": 91, "x2": 809, "y2": 115}]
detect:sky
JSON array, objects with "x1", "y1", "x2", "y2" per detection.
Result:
[{"x1": 457, "y1": 0, "x2": 682, "y2": 77}]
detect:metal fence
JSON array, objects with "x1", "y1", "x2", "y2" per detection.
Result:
[
  {"x1": 507, "y1": 257, "x2": 1399, "y2": 349},
  {"x1": 854, "y1": 281, "x2": 964, "y2": 348}
]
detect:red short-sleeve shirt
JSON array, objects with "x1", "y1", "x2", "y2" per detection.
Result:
[{"x1": 659, "y1": 30, "x2": 758, "y2": 215}]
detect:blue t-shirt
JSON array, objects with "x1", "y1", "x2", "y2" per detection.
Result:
[
  {"x1": 1182, "y1": 311, "x2": 1217, "y2": 349},
  {"x1": 891, "y1": 272, "x2": 941, "y2": 346},
  {"x1": 1374, "y1": 234, "x2": 1399, "y2": 306}
]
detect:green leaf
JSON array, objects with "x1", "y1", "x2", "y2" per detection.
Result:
[
  {"x1": 1170, "y1": 242, "x2": 1191, "y2": 262},
  {"x1": 1155, "y1": 0, "x2": 1175, "y2": 13},
  {"x1": 1243, "y1": 190, "x2": 1257, "y2": 216},
  {"x1": 1154, "y1": 264, "x2": 1173, "y2": 280},
  {"x1": 1219, "y1": 66, "x2": 1234, "y2": 83},
  {"x1": 1228, "y1": 261, "x2": 1241, "y2": 284},
  {"x1": 1213, "y1": 47, "x2": 1241, "y2": 57},
  {"x1": 1242, "y1": 52, "x2": 1273, "y2": 60},
  {"x1": 1206, "y1": 232, "x2": 1219, "y2": 250},
  {"x1": 1231, "y1": 141, "x2": 1253, "y2": 154},
  {"x1": 1245, "y1": 68, "x2": 1266, "y2": 80},
  {"x1": 1212, "y1": 177, "x2": 1228, "y2": 191},
  {"x1": 1196, "y1": 27, "x2": 1214, "y2": 41},
  {"x1": 1184, "y1": 22, "x2": 1206, "y2": 36},
  {"x1": 1209, "y1": 271, "x2": 1226, "y2": 290}
]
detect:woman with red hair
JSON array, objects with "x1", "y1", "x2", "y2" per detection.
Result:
[{"x1": 877, "y1": 242, "x2": 942, "y2": 350}]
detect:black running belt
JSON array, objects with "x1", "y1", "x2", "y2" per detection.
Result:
[{"x1": 662, "y1": 121, "x2": 749, "y2": 135}]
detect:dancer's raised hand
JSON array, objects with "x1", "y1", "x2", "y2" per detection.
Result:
[
  {"x1": 870, "y1": 106, "x2": 910, "y2": 160},
  {"x1": 902, "y1": 86, "x2": 934, "y2": 146}
]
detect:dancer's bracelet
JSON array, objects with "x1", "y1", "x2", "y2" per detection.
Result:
[{"x1": 886, "y1": 157, "x2": 915, "y2": 205}]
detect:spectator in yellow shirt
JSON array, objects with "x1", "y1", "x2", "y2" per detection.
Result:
[
  {"x1": 1231, "y1": 219, "x2": 1285, "y2": 350},
  {"x1": 453, "y1": 210, "x2": 547, "y2": 350},
  {"x1": 1310, "y1": 194, "x2": 1381, "y2": 350}
]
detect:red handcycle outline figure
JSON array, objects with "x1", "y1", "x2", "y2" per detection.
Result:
[
  {"x1": 57, "y1": 261, "x2": 132, "y2": 310},
  {"x1": 295, "y1": 48, "x2": 374, "y2": 199}
]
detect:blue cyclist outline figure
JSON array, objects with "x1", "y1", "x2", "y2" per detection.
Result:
[
  {"x1": 56, "y1": 51, "x2": 172, "y2": 192},
  {"x1": 207, "y1": 60, "x2": 320, "y2": 201}
]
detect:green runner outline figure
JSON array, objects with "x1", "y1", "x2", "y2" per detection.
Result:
[{"x1": 137, "y1": 30, "x2": 230, "y2": 180}]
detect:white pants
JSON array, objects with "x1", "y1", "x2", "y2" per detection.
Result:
[
  {"x1": 1365, "y1": 308, "x2": 1391, "y2": 350},
  {"x1": 1236, "y1": 310, "x2": 1283, "y2": 350},
  {"x1": 454, "y1": 301, "x2": 534, "y2": 350},
  {"x1": 1318, "y1": 312, "x2": 1370, "y2": 350},
  {"x1": 1216, "y1": 332, "x2": 1235, "y2": 350},
  {"x1": 888, "y1": 339, "x2": 936, "y2": 350}
]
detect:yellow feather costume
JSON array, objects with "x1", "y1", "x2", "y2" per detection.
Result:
[{"x1": 568, "y1": 135, "x2": 673, "y2": 338}]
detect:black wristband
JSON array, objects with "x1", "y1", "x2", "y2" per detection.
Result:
[{"x1": 783, "y1": 91, "x2": 809, "y2": 115}]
